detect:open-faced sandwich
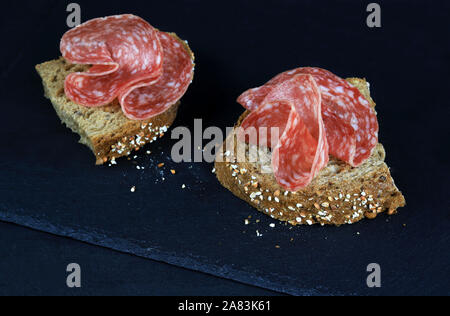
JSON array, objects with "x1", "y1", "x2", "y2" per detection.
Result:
[
  {"x1": 215, "y1": 68, "x2": 405, "y2": 226},
  {"x1": 36, "y1": 14, "x2": 194, "y2": 164}
]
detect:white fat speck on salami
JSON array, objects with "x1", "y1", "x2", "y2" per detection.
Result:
[
  {"x1": 240, "y1": 74, "x2": 329, "y2": 191},
  {"x1": 60, "y1": 14, "x2": 194, "y2": 121},
  {"x1": 237, "y1": 67, "x2": 379, "y2": 167}
]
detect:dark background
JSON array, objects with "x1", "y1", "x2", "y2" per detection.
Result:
[{"x1": 0, "y1": 0, "x2": 448, "y2": 295}]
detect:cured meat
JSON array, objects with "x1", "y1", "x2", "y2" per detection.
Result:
[
  {"x1": 61, "y1": 15, "x2": 163, "y2": 108},
  {"x1": 60, "y1": 14, "x2": 194, "y2": 120},
  {"x1": 240, "y1": 74, "x2": 329, "y2": 191},
  {"x1": 120, "y1": 32, "x2": 194, "y2": 120},
  {"x1": 238, "y1": 67, "x2": 379, "y2": 167},
  {"x1": 238, "y1": 100, "x2": 291, "y2": 149}
]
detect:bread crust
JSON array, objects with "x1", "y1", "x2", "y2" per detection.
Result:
[{"x1": 214, "y1": 78, "x2": 405, "y2": 226}]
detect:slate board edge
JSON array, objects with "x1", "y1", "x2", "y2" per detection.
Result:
[{"x1": 0, "y1": 209, "x2": 343, "y2": 296}]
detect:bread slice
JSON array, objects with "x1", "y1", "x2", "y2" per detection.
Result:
[
  {"x1": 215, "y1": 78, "x2": 405, "y2": 226},
  {"x1": 35, "y1": 33, "x2": 194, "y2": 165}
]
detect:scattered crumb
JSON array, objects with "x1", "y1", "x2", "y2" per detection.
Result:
[
  {"x1": 170, "y1": 169, "x2": 176, "y2": 175},
  {"x1": 158, "y1": 163, "x2": 165, "y2": 168},
  {"x1": 181, "y1": 184, "x2": 186, "y2": 189},
  {"x1": 244, "y1": 219, "x2": 250, "y2": 225},
  {"x1": 130, "y1": 186, "x2": 136, "y2": 193},
  {"x1": 269, "y1": 223, "x2": 275, "y2": 228}
]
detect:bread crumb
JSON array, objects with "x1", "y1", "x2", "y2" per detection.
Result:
[
  {"x1": 130, "y1": 186, "x2": 136, "y2": 193},
  {"x1": 158, "y1": 163, "x2": 165, "y2": 168}
]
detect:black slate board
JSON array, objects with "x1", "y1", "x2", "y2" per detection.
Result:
[
  {"x1": 0, "y1": 222, "x2": 280, "y2": 296},
  {"x1": 0, "y1": 0, "x2": 449, "y2": 295}
]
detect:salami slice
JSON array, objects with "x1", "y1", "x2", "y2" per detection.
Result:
[
  {"x1": 240, "y1": 74, "x2": 329, "y2": 191},
  {"x1": 238, "y1": 100, "x2": 291, "y2": 149},
  {"x1": 61, "y1": 14, "x2": 163, "y2": 108},
  {"x1": 237, "y1": 67, "x2": 379, "y2": 167},
  {"x1": 119, "y1": 32, "x2": 194, "y2": 120},
  {"x1": 60, "y1": 14, "x2": 194, "y2": 121}
]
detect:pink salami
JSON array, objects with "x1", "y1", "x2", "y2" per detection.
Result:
[
  {"x1": 238, "y1": 67, "x2": 379, "y2": 167},
  {"x1": 240, "y1": 74, "x2": 329, "y2": 191},
  {"x1": 120, "y1": 32, "x2": 194, "y2": 120},
  {"x1": 60, "y1": 14, "x2": 194, "y2": 120},
  {"x1": 238, "y1": 100, "x2": 291, "y2": 149}
]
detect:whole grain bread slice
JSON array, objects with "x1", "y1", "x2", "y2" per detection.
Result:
[
  {"x1": 215, "y1": 78, "x2": 405, "y2": 226},
  {"x1": 35, "y1": 33, "x2": 194, "y2": 165}
]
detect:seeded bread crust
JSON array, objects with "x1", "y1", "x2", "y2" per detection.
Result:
[
  {"x1": 35, "y1": 33, "x2": 194, "y2": 165},
  {"x1": 215, "y1": 78, "x2": 405, "y2": 226}
]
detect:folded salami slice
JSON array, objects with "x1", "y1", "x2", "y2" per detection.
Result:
[
  {"x1": 119, "y1": 32, "x2": 194, "y2": 120},
  {"x1": 240, "y1": 74, "x2": 329, "y2": 191},
  {"x1": 61, "y1": 14, "x2": 163, "y2": 108},
  {"x1": 238, "y1": 67, "x2": 379, "y2": 167},
  {"x1": 238, "y1": 100, "x2": 291, "y2": 149},
  {"x1": 60, "y1": 14, "x2": 194, "y2": 121}
]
